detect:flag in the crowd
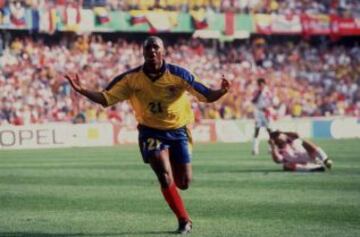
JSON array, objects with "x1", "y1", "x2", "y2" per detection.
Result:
[
  {"x1": 254, "y1": 14, "x2": 272, "y2": 34},
  {"x1": 78, "y1": 9, "x2": 95, "y2": 32},
  {"x1": 39, "y1": 8, "x2": 59, "y2": 34},
  {"x1": 224, "y1": 12, "x2": 235, "y2": 35},
  {"x1": 93, "y1": 6, "x2": 110, "y2": 25},
  {"x1": 9, "y1": 3, "x2": 26, "y2": 27},
  {"x1": 0, "y1": 7, "x2": 11, "y2": 27},
  {"x1": 190, "y1": 9, "x2": 208, "y2": 30},
  {"x1": 30, "y1": 9, "x2": 39, "y2": 32},
  {"x1": 129, "y1": 10, "x2": 148, "y2": 25},
  {"x1": 301, "y1": 14, "x2": 331, "y2": 36},
  {"x1": 146, "y1": 11, "x2": 178, "y2": 32},
  {"x1": 271, "y1": 14, "x2": 302, "y2": 34},
  {"x1": 63, "y1": 5, "x2": 81, "y2": 31}
]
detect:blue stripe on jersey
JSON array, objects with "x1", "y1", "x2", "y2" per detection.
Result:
[
  {"x1": 105, "y1": 66, "x2": 142, "y2": 90},
  {"x1": 167, "y1": 63, "x2": 210, "y2": 97}
]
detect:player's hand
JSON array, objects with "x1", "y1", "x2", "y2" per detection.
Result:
[
  {"x1": 65, "y1": 73, "x2": 83, "y2": 93},
  {"x1": 221, "y1": 75, "x2": 230, "y2": 94}
]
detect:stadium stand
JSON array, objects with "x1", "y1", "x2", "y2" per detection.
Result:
[
  {"x1": 0, "y1": 33, "x2": 359, "y2": 125},
  {"x1": 0, "y1": 0, "x2": 359, "y2": 125}
]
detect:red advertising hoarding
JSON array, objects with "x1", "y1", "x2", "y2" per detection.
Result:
[
  {"x1": 331, "y1": 16, "x2": 360, "y2": 36},
  {"x1": 301, "y1": 14, "x2": 331, "y2": 35}
]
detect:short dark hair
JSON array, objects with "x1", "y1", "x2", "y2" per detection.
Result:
[
  {"x1": 257, "y1": 78, "x2": 266, "y2": 85},
  {"x1": 269, "y1": 130, "x2": 281, "y2": 140},
  {"x1": 143, "y1": 36, "x2": 164, "y2": 48}
]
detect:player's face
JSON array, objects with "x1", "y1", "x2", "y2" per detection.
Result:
[
  {"x1": 258, "y1": 81, "x2": 265, "y2": 90},
  {"x1": 143, "y1": 39, "x2": 164, "y2": 69},
  {"x1": 274, "y1": 134, "x2": 288, "y2": 148}
]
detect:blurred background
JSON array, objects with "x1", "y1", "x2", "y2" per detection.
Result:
[{"x1": 0, "y1": 0, "x2": 359, "y2": 146}]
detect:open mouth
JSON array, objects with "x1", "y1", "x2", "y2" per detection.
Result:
[{"x1": 147, "y1": 56, "x2": 157, "y2": 62}]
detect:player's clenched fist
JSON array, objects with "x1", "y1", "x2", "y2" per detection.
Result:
[
  {"x1": 221, "y1": 75, "x2": 230, "y2": 93},
  {"x1": 65, "y1": 74, "x2": 83, "y2": 93}
]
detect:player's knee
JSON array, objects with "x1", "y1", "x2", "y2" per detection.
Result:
[
  {"x1": 157, "y1": 172, "x2": 173, "y2": 188},
  {"x1": 176, "y1": 176, "x2": 191, "y2": 190},
  {"x1": 177, "y1": 182, "x2": 188, "y2": 190}
]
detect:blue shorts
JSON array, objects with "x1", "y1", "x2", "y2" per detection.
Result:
[{"x1": 138, "y1": 125, "x2": 192, "y2": 164}]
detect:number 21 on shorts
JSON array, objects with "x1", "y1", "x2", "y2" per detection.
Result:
[{"x1": 143, "y1": 138, "x2": 161, "y2": 151}]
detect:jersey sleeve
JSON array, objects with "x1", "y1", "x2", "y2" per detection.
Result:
[
  {"x1": 273, "y1": 147, "x2": 284, "y2": 163},
  {"x1": 184, "y1": 73, "x2": 211, "y2": 102},
  {"x1": 101, "y1": 74, "x2": 131, "y2": 106},
  {"x1": 167, "y1": 64, "x2": 211, "y2": 102}
]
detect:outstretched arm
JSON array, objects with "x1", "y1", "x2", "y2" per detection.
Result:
[
  {"x1": 65, "y1": 74, "x2": 108, "y2": 107},
  {"x1": 205, "y1": 76, "x2": 230, "y2": 103},
  {"x1": 268, "y1": 139, "x2": 283, "y2": 163}
]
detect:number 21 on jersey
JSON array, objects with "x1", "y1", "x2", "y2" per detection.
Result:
[{"x1": 148, "y1": 102, "x2": 163, "y2": 114}]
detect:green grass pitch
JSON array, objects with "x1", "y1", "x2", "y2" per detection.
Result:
[{"x1": 0, "y1": 139, "x2": 359, "y2": 237}]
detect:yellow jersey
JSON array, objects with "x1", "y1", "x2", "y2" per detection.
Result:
[{"x1": 102, "y1": 62, "x2": 210, "y2": 130}]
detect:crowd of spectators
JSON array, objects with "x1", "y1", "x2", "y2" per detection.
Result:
[
  {"x1": 0, "y1": 32, "x2": 359, "y2": 126},
  {"x1": 1, "y1": 0, "x2": 359, "y2": 17}
]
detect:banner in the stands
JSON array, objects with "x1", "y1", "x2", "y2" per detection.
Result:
[
  {"x1": 301, "y1": 14, "x2": 331, "y2": 35},
  {"x1": 331, "y1": 16, "x2": 360, "y2": 36},
  {"x1": 0, "y1": 6, "x2": 359, "y2": 37}
]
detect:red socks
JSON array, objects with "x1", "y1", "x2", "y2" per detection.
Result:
[{"x1": 161, "y1": 183, "x2": 190, "y2": 222}]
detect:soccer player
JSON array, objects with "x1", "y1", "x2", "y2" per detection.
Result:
[
  {"x1": 268, "y1": 130, "x2": 333, "y2": 172},
  {"x1": 65, "y1": 36, "x2": 230, "y2": 234},
  {"x1": 251, "y1": 78, "x2": 273, "y2": 155}
]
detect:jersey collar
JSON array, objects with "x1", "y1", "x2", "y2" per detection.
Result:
[{"x1": 142, "y1": 60, "x2": 167, "y2": 81}]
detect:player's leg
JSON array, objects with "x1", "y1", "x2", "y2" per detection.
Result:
[
  {"x1": 139, "y1": 132, "x2": 190, "y2": 233},
  {"x1": 168, "y1": 131, "x2": 193, "y2": 233},
  {"x1": 168, "y1": 160, "x2": 192, "y2": 234},
  {"x1": 302, "y1": 140, "x2": 333, "y2": 169},
  {"x1": 283, "y1": 162, "x2": 325, "y2": 172},
  {"x1": 169, "y1": 139, "x2": 193, "y2": 190},
  {"x1": 265, "y1": 127, "x2": 273, "y2": 153},
  {"x1": 253, "y1": 110, "x2": 270, "y2": 155},
  {"x1": 148, "y1": 149, "x2": 191, "y2": 233},
  {"x1": 252, "y1": 126, "x2": 260, "y2": 155},
  {"x1": 148, "y1": 149, "x2": 173, "y2": 188},
  {"x1": 171, "y1": 162, "x2": 192, "y2": 190}
]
